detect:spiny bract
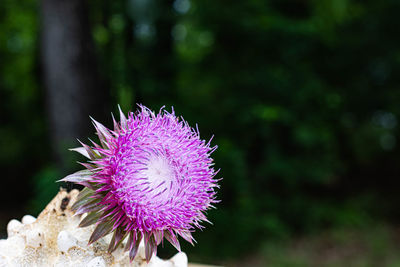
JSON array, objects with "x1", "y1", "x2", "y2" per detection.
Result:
[{"x1": 60, "y1": 105, "x2": 219, "y2": 262}]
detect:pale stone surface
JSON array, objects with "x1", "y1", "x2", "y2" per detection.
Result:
[
  {"x1": 7, "y1": 219, "x2": 23, "y2": 237},
  {"x1": 25, "y1": 228, "x2": 44, "y2": 248},
  {"x1": 21, "y1": 215, "x2": 36, "y2": 225},
  {"x1": 57, "y1": 230, "x2": 78, "y2": 252},
  {"x1": 0, "y1": 189, "x2": 189, "y2": 267},
  {"x1": 87, "y1": 256, "x2": 107, "y2": 267}
]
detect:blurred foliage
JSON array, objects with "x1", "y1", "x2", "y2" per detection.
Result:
[
  {"x1": 257, "y1": 224, "x2": 400, "y2": 267},
  {"x1": 2, "y1": 0, "x2": 400, "y2": 263},
  {"x1": 0, "y1": 0, "x2": 46, "y2": 213}
]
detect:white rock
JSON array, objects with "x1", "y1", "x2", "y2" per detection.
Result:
[
  {"x1": 170, "y1": 252, "x2": 188, "y2": 267},
  {"x1": 0, "y1": 255, "x2": 9, "y2": 267},
  {"x1": 0, "y1": 189, "x2": 189, "y2": 267},
  {"x1": 87, "y1": 256, "x2": 106, "y2": 267},
  {"x1": 0, "y1": 240, "x2": 7, "y2": 250},
  {"x1": 2, "y1": 236, "x2": 25, "y2": 258},
  {"x1": 57, "y1": 231, "x2": 78, "y2": 252},
  {"x1": 8, "y1": 236, "x2": 26, "y2": 249},
  {"x1": 148, "y1": 256, "x2": 173, "y2": 267},
  {"x1": 21, "y1": 215, "x2": 36, "y2": 225},
  {"x1": 25, "y1": 228, "x2": 44, "y2": 248},
  {"x1": 7, "y1": 219, "x2": 22, "y2": 237}
]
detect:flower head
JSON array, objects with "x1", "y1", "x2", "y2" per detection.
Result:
[{"x1": 60, "y1": 105, "x2": 219, "y2": 262}]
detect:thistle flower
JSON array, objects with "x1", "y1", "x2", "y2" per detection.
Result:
[{"x1": 60, "y1": 105, "x2": 219, "y2": 262}]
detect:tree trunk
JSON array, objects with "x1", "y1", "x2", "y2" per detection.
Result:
[{"x1": 40, "y1": 0, "x2": 109, "y2": 170}]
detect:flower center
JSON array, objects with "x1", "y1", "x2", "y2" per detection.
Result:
[{"x1": 143, "y1": 154, "x2": 175, "y2": 198}]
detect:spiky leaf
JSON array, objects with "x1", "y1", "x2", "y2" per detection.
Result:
[
  {"x1": 129, "y1": 231, "x2": 142, "y2": 262},
  {"x1": 145, "y1": 234, "x2": 156, "y2": 263},
  {"x1": 71, "y1": 195, "x2": 100, "y2": 213},
  {"x1": 79, "y1": 212, "x2": 102, "y2": 227},
  {"x1": 58, "y1": 170, "x2": 92, "y2": 183},
  {"x1": 88, "y1": 220, "x2": 114, "y2": 244},
  {"x1": 69, "y1": 147, "x2": 91, "y2": 159},
  {"x1": 108, "y1": 227, "x2": 128, "y2": 253},
  {"x1": 164, "y1": 230, "x2": 180, "y2": 251}
]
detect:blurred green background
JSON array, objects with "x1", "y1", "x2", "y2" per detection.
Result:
[{"x1": 2, "y1": 0, "x2": 400, "y2": 266}]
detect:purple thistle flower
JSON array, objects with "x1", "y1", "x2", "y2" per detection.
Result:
[{"x1": 60, "y1": 105, "x2": 220, "y2": 262}]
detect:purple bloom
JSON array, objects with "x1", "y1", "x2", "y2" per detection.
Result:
[{"x1": 60, "y1": 105, "x2": 219, "y2": 262}]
